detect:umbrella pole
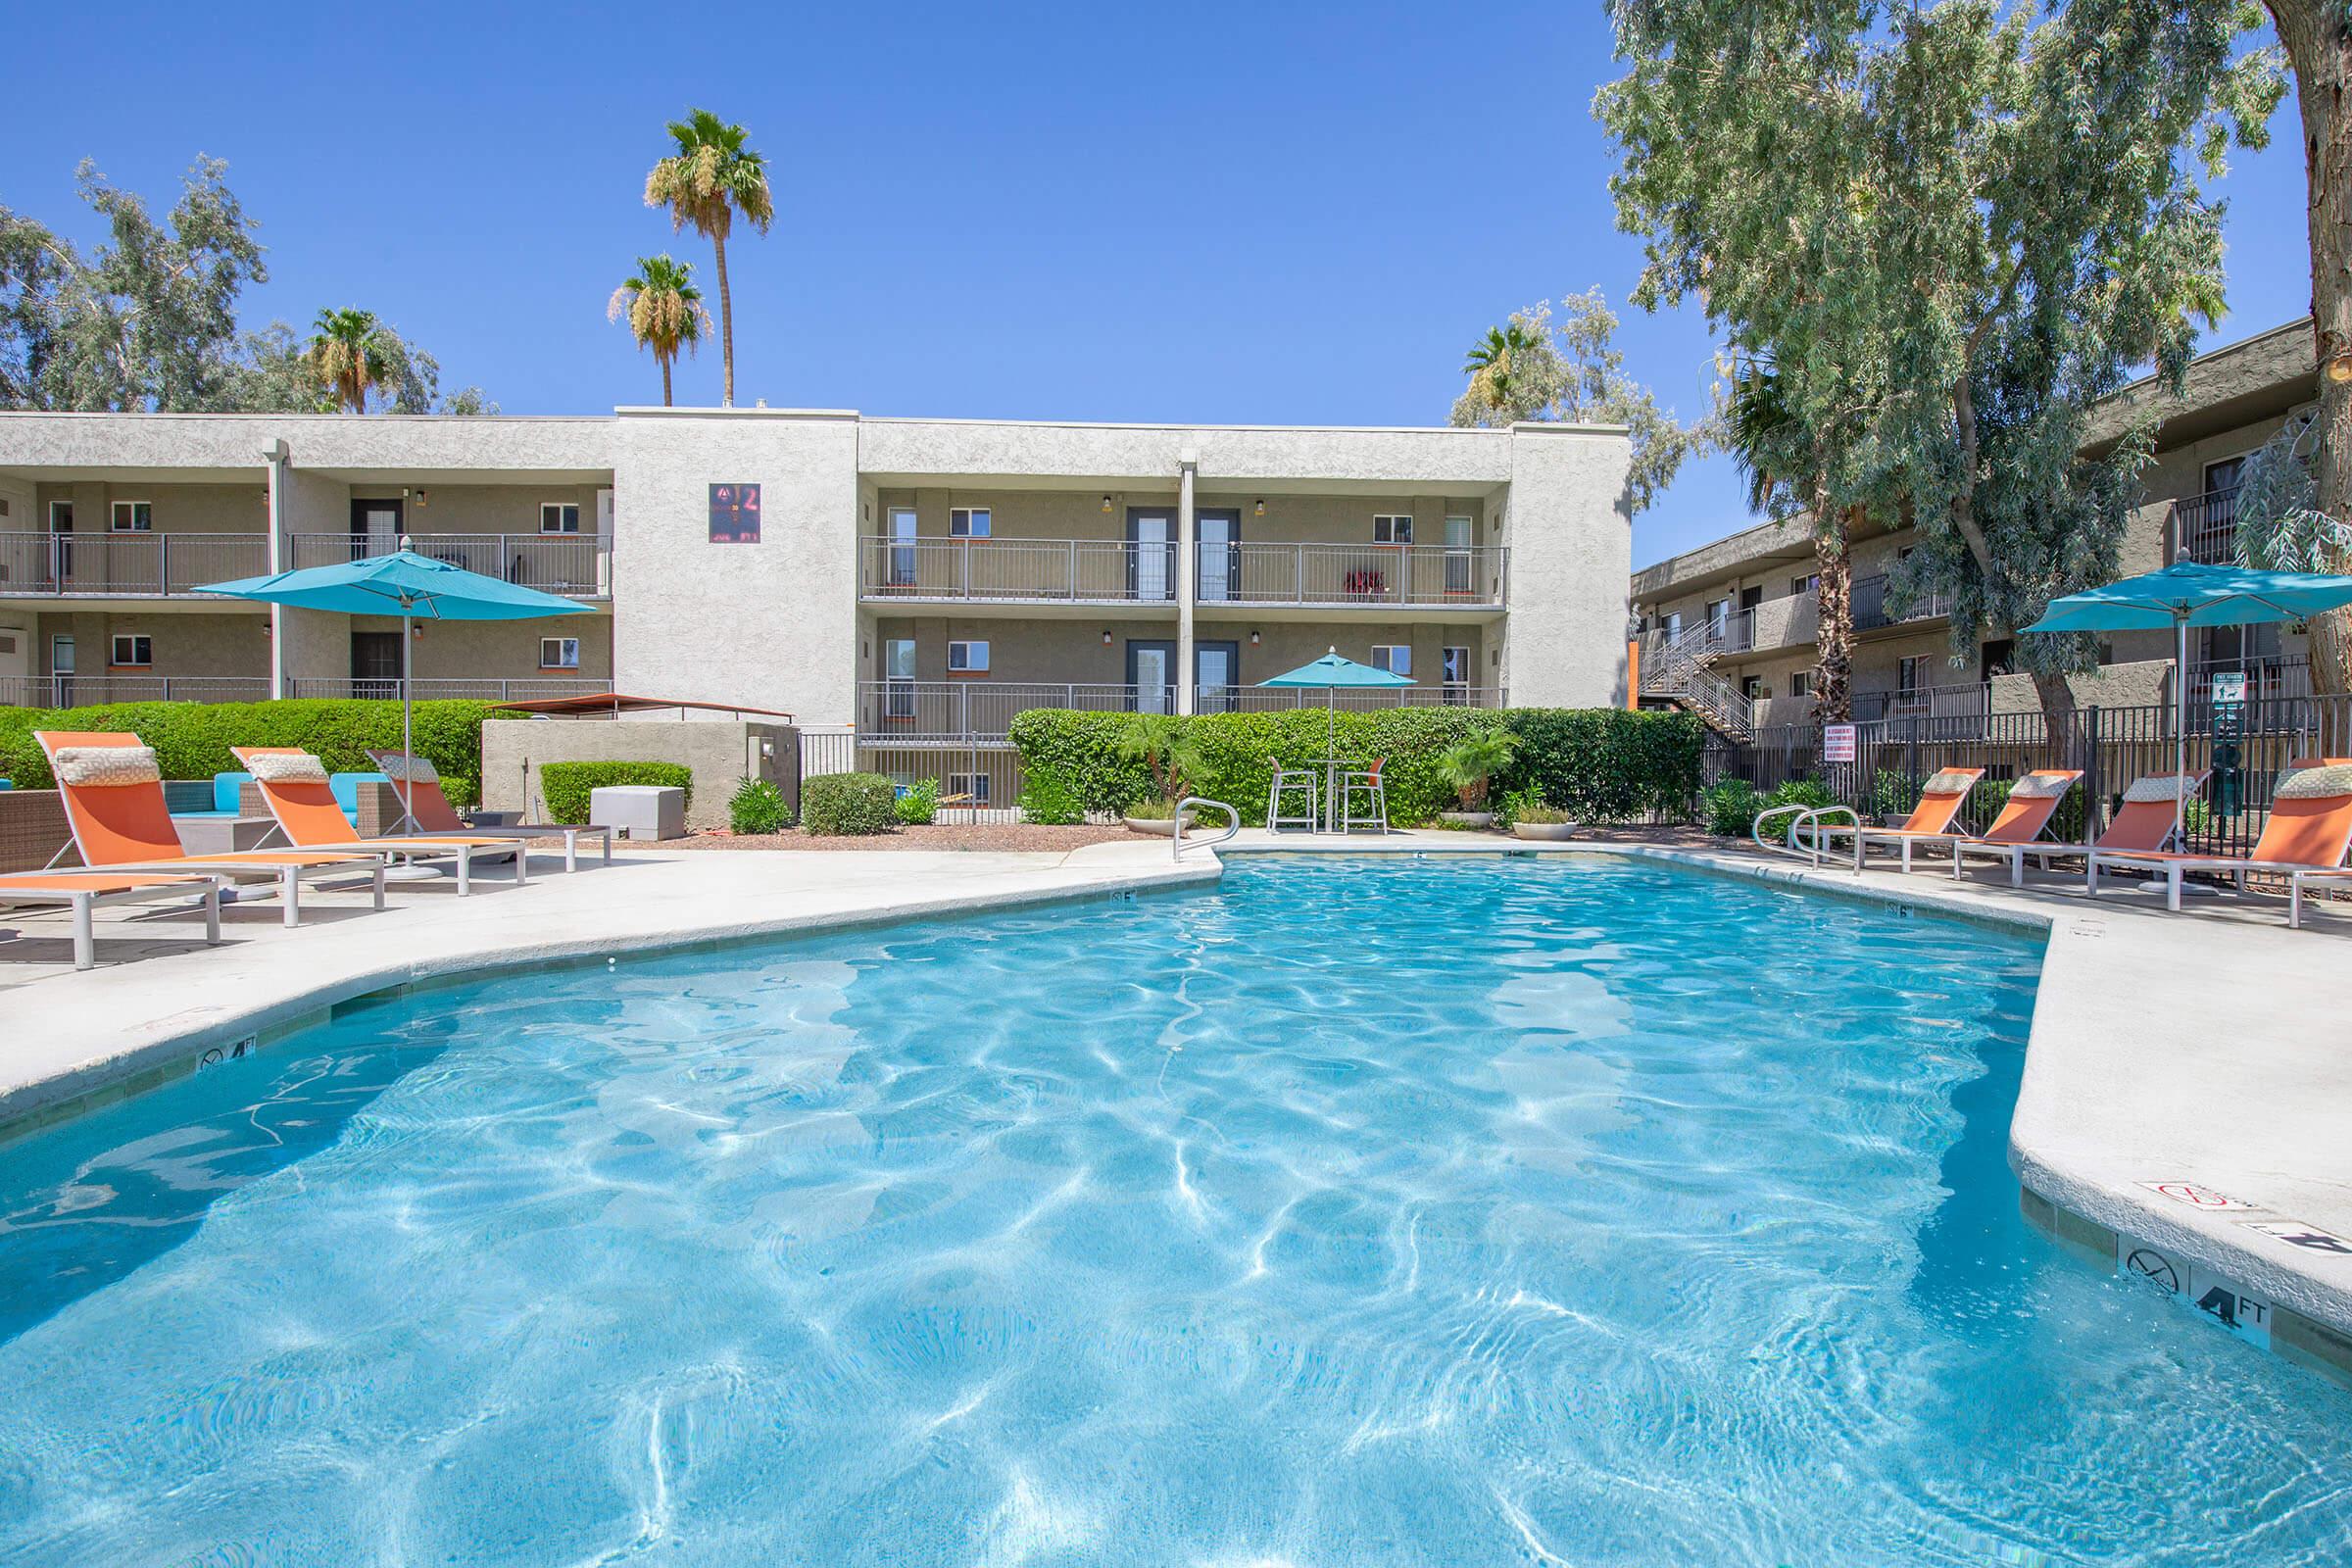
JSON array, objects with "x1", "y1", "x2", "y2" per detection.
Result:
[
  {"x1": 2173, "y1": 615, "x2": 2187, "y2": 849},
  {"x1": 399, "y1": 602, "x2": 416, "y2": 834}
]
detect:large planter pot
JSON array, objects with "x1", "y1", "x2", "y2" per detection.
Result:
[
  {"x1": 1439, "y1": 810, "x2": 1496, "y2": 830},
  {"x1": 1511, "y1": 820, "x2": 1579, "y2": 842},
  {"x1": 1124, "y1": 811, "x2": 1198, "y2": 836}
]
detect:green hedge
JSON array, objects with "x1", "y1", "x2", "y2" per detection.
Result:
[
  {"x1": 1006, "y1": 706, "x2": 1703, "y2": 827},
  {"x1": 540, "y1": 761, "x2": 693, "y2": 824},
  {"x1": 802, "y1": 772, "x2": 898, "y2": 835},
  {"x1": 0, "y1": 699, "x2": 508, "y2": 803}
]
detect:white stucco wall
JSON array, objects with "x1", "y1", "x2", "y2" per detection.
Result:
[{"x1": 1498, "y1": 425, "x2": 1633, "y2": 707}]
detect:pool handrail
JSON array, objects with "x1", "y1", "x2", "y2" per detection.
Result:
[
  {"x1": 1753, "y1": 803, "x2": 1862, "y2": 871},
  {"x1": 1174, "y1": 797, "x2": 1241, "y2": 858}
]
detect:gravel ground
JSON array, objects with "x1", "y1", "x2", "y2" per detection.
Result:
[{"x1": 665, "y1": 823, "x2": 1140, "y2": 853}]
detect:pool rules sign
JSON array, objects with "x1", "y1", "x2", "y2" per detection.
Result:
[{"x1": 1823, "y1": 724, "x2": 1857, "y2": 764}]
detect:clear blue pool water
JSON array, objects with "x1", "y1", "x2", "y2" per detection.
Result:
[{"x1": 1, "y1": 856, "x2": 2347, "y2": 1565}]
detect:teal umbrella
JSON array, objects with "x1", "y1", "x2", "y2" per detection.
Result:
[
  {"x1": 2024, "y1": 559, "x2": 2352, "y2": 842},
  {"x1": 1257, "y1": 648, "x2": 1415, "y2": 756},
  {"x1": 202, "y1": 546, "x2": 591, "y2": 830}
]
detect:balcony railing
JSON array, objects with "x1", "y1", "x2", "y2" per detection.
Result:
[
  {"x1": 858, "y1": 680, "x2": 1171, "y2": 737},
  {"x1": 859, "y1": 537, "x2": 1178, "y2": 603},
  {"x1": 1205, "y1": 683, "x2": 1507, "y2": 713},
  {"x1": 283, "y1": 676, "x2": 612, "y2": 702},
  {"x1": 0, "y1": 532, "x2": 270, "y2": 597},
  {"x1": 0, "y1": 673, "x2": 272, "y2": 709},
  {"x1": 288, "y1": 533, "x2": 610, "y2": 597},
  {"x1": 1210, "y1": 543, "x2": 1506, "y2": 608},
  {"x1": 2169, "y1": 489, "x2": 2239, "y2": 565},
  {"x1": 1851, "y1": 573, "x2": 1952, "y2": 632}
]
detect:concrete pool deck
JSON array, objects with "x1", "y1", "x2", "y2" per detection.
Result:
[{"x1": 4, "y1": 830, "x2": 2349, "y2": 1382}]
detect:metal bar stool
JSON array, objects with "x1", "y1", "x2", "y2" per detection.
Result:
[
  {"x1": 1267, "y1": 759, "x2": 1319, "y2": 831},
  {"x1": 1338, "y1": 757, "x2": 1389, "y2": 833}
]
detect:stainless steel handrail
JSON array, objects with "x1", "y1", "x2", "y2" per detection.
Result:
[
  {"x1": 1174, "y1": 797, "x2": 1241, "y2": 858},
  {"x1": 1752, "y1": 803, "x2": 1861, "y2": 870}
]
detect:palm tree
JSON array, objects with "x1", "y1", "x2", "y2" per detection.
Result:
[
  {"x1": 1112, "y1": 712, "x2": 1206, "y2": 803},
  {"x1": 1724, "y1": 360, "x2": 1854, "y2": 727},
  {"x1": 607, "y1": 255, "x2": 712, "y2": 407},
  {"x1": 1438, "y1": 729, "x2": 1519, "y2": 809},
  {"x1": 1462, "y1": 322, "x2": 1540, "y2": 417},
  {"x1": 644, "y1": 110, "x2": 772, "y2": 408},
  {"x1": 309, "y1": 308, "x2": 390, "y2": 415}
]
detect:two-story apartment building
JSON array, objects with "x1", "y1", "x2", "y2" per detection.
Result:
[
  {"x1": 1630, "y1": 318, "x2": 2321, "y2": 736},
  {"x1": 0, "y1": 410, "x2": 1634, "y2": 784}
]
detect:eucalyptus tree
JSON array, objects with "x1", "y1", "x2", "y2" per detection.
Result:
[
  {"x1": 1721, "y1": 361, "x2": 1858, "y2": 725},
  {"x1": 1600, "y1": 0, "x2": 2281, "y2": 728},
  {"x1": 644, "y1": 110, "x2": 772, "y2": 407},
  {"x1": 1449, "y1": 290, "x2": 1706, "y2": 515},
  {"x1": 608, "y1": 254, "x2": 711, "y2": 407}
]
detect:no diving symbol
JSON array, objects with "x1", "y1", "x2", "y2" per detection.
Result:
[{"x1": 2125, "y1": 1249, "x2": 2180, "y2": 1294}]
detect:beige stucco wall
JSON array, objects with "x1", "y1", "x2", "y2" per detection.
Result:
[
  {"x1": 480, "y1": 717, "x2": 789, "y2": 830},
  {"x1": 29, "y1": 609, "x2": 268, "y2": 679},
  {"x1": 1498, "y1": 425, "x2": 1632, "y2": 706}
]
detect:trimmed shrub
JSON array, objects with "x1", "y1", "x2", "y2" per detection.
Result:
[
  {"x1": 541, "y1": 761, "x2": 693, "y2": 824},
  {"x1": 802, "y1": 772, "x2": 897, "y2": 836},
  {"x1": 0, "y1": 699, "x2": 511, "y2": 791},
  {"x1": 729, "y1": 776, "x2": 792, "y2": 834},
  {"x1": 1017, "y1": 770, "x2": 1086, "y2": 825},
  {"x1": 894, "y1": 778, "x2": 940, "y2": 825},
  {"x1": 1007, "y1": 705, "x2": 1703, "y2": 828},
  {"x1": 1700, "y1": 780, "x2": 1763, "y2": 836}
]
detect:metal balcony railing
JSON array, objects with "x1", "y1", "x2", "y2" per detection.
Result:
[
  {"x1": 1210, "y1": 543, "x2": 1507, "y2": 607},
  {"x1": 858, "y1": 681, "x2": 1172, "y2": 737},
  {"x1": 2168, "y1": 489, "x2": 2240, "y2": 565},
  {"x1": 1204, "y1": 683, "x2": 1507, "y2": 713},
  {"x1": 1851, "y1": 573, "x2": 1952, "y2": 632},
  {"x1": 282, "y1": 676, "x2": 612, "y2": 702},
  {"x1": 0, "y1": 673, "x2": 273, "y2": 709},
  {"x1": 0, "y1": 532, "x2": 270, "y2": 597},
  {"x1": 287, "y1": 533, "x2": 610, "y2": 597},
  {"x1": 859, "y1": 537, "x2": 1178, "y2": 603}
]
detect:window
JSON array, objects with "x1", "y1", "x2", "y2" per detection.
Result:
[
  {"x1": 110, "y1": 501, "x2": 152, "y2": 533},
  {"x1": 541, "y1": 502, "x2": 582, "y2": 534},
  {"x1": 1897, "y1": 656, "x2": 1925, "y2": 696},
  {"x1": 947, "y1": 639, "x2": 990, "y2": 673},
  {"x1": 48, "y1": 500, "x2": 74, "y2": 531},
  {"x1": 885, "y1": 507, "x2": 918, "y2": 587},
  {"x1": 1705, "y1": 598, "x2": 1729, "y2": 635},
  {"x1": 1789, "y1": 669, "x2": 1812, "y2": 698},
  {"x1": 2204, "y1": 455, "x2": 2248, "y2": 496},
  {"x1": 1741, "y1": 675, "x2": 1764, "y2": 700},
  {"x1": 948, "y1": 771, "x2": 992, "y2": 805},
  {"x1": 1372, "y1": 514, "x2": 1414, "y2": 545},
  {"x1": 1442, "y1": 646, "x2": 1469, "y2": 687},
  {"x1": 883, "y1": 638, "x2": 917, "y2": 719},
  {"x1": 1369, "y1": 644, "x2": 1410, "y2": 676},
  {"x1": 110, "y1": 633, "x2": 152, "y2": 667},
  {"x1": 1664, "y1": 611, "x2": 1683, "y2": 640},
  {"x1": 1789, "y1": 573, "x2": 1819, "y2": 597},
  {"x1": 949, "y1": 507, "x2": 992, "y2": 538},
  {"x1": 540, "y1": 637, "x2": 580, "y2": 668}
]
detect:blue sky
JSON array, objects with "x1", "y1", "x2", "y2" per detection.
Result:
[{"x1": 3, "y1": 1, "x2": 2319, "y2": 565}]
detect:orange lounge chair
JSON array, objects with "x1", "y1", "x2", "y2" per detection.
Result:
[
  {"x1": 2089, "y1": 761, "x2": 2352, "y2": 917},
  {"x1": 232, "y1": 748, "x2": 527, "y2": 896},
  {"x1": 35, "y1": 731, "x2": 383, "y2": 928},
  {"x1": 1937, "y1": 769, "x2": 2082, "y2": 886},
  {"x1": 2012, "y1": 771, "x2": 2212, "y2": 889},
  {"x1": 0, "y1": 871, "x2": 220, "y2": 970},
  {"x1": 367, "y1": 749, "x2": 612, "y2": 872},
  {"x1": 1806, "y1": 767, "x2": 1985, "y2": 870}
]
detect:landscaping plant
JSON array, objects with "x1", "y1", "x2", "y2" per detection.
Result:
[
  {"x1": 728, "y1": 776, "x2": 791, "y2": 835},
  {"x1": 801, "y1": 773, "x2": 897, "y2": 836},
  {"x1": 1437, "y1": 729, "x2": 1518, "y2": 810},
  {"x1": 1111, "y1": 713, "x2": 1205, "y2": 805},
  {"x1": 0, "y1": 698, "x2": 513, "y2": 791},
  {"x1": 540, "y1": 762, "x2": 694, "y2": 824},
  {"x1": 1016, "y1": 771, "x2": 1085, "y2": 825},
  {"x1": 894, "y1": 778, "x2": 940, "y2": 825}
]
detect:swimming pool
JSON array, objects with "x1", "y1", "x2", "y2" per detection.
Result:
[{"x1": 1, "y1": 856, "x2": 2346, "y2": 1563}]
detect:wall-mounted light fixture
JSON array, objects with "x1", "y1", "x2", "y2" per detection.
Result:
[
  {"x1": 1253, "y1": 499, "x2": 1265, "y2": 516},
  {"x1": 1250, "y1": 629, "x2": 1261, "y2": 646},
  {"x1": 414, "y1": 488, "x2": 429, "y2": 509},
  {"x1": 1101, "y1": 629, "x2": 1113, "y2": 646},
  {"x1": 1101, "y1": 495, "x2": 1113, "y2": 514}
]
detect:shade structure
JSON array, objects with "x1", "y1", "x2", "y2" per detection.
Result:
[
  {"x1": 201, "y1": 548, "x2": 592, "y2": 830},
  {"x1": 2024, "y1": 560, "x2": 2352, "y2": 845},
  {"x1": 1257, "y1": 648, "x2": 1416, "y2": 755}
]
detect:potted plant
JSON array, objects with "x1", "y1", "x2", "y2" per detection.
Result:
[
  {"x1": 1437, "y1": 730, "x2": 1518, "y2": 828},
  {"x1": 1113, "y1": 713, "x2": 1207, "y2": 833},
  {"x1": 1503, "y1": 788, "x2": 1578, "y2": 841}
]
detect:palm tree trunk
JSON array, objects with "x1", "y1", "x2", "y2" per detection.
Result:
[
  {"x1": 1813, "y1": 511, "x2": 1856, "y2": 726},
  {"x1": 661, "y1": 354, "x2": 674, "y2": 409},
  {"x1": 713, "y1": 233, "x2": 735, "y2": 408},
  {"x1": 2268, "y1": 0, "x2": 2352, "y2": 694}
]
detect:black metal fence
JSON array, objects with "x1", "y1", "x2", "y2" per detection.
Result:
[
  {"x1": 1705, "y1": 692, "x2": 2352, "y2": 857},
  {"x1": 796, "y1": 729, "x2": 1028, "y2": 825}
]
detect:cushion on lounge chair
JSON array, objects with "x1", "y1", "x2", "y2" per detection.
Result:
[
  {"x1": 2124, "y1": 774, "x2": 2200, "y2": 804},
  {"x1": 376, "y1": 753, "x2": 439, "y2": 784},
  {"x1": 2275, "y1": 763, "x2": 2352, "y2": 800},
  {"x1": 2006, "y1": 772, "x2": 2076, "y2": 801},
  {"x1": 50, "y1": 745, "x2": 161, "y2": 788},
  {"x1": 246, "y1": 752, "x2": 329, "y2": 785},
  {"x1": 1922, "y1": 769, "x2": 1978, "y2": 796}
]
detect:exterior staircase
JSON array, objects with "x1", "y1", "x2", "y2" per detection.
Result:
[{"x1": 1638, "y1": 622, "x2": 1755, "y2": 741}]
